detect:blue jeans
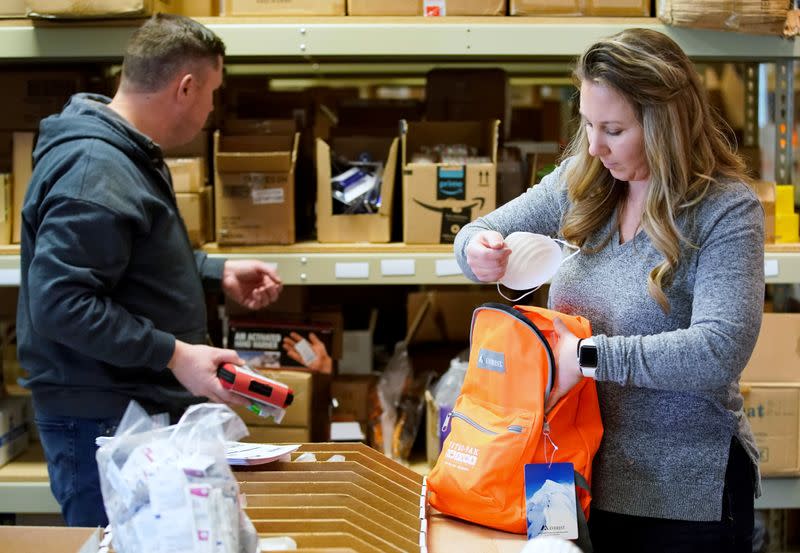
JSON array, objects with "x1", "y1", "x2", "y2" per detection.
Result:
[
  {"x1": 35, "y1": 414, "x2": 119, "y2": 527},
  {"x1": 588, "y1": 438, "x2": 754, "y2": 553}
]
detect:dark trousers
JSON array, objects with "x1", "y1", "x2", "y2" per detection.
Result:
[
  {"x1": 36, "y1": 414, "x2": 119, "y2": 527},
  {"x1": 588, "y1": 439, "x2": 754, "y2": 553}
]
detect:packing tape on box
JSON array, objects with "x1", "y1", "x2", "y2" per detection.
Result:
[
  {"x1": 421, "y1": 519, "x2": 428, "y2": 534},
  {"x1": 419, "y1": 505, "x2": 426, "y2": 519}
]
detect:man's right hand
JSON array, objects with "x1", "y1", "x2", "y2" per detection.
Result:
[
  {"x1": 167, "y1": 340, "x2": 251, "y2": 407},
  {"x1": 465, "y1": 230, "x2": 511, "y2": 282}
]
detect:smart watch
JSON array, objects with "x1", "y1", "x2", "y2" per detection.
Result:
[{"x1": 577, "y1": 336, "x2": 597, "y2": 379}]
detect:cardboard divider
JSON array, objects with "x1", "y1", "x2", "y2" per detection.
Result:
[
  {"x1": 244, "y1": 487, "x2": 419, "y2": 529},
  {"x1": 238, "y1": 470, "x2": 416, "y2": 508},
  {"x1": 252, "y1": 520, "x2": 410, "y2": 553},
  {"x1": 245, "y1": 493, "x2": 417, "y2": 537},
  {"x1": 246, "y1": 506, "x2": 418, "y2": 547},
  {"x1": 287, "y1": 450, "x2": 421, "y2": 490},
  {"x1": 254, "y1": 460, "x2": 419, "y2": 496},
  {"x1": 295, "y1": 442, "x2": 423, "y2": 482},
  {"x1": 239, "y1": 442, "x2": 426, "y2": 551},
  {"x1": 259, "y1": 532, "x2": 379, "y2": 553}
]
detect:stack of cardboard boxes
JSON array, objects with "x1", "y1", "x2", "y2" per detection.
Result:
[{"x1": 741, "y1": 313, "x2": 800, "y2": 476}]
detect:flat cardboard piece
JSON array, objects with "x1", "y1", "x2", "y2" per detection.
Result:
[
  {"x1": 237, "y1": 470, "x2": 416, "y2": 507},
  {"x1": 12, "y1": 132, "x2": 33, "y2": 244},
  {"x1": 251, "y1": 520, "x2": 409, "y2": 553},
  {"x1": 245, "y1": 493, "x2": 418, "y2": 536},
  {"x1": 246, "y1": 505, "x2": 418, "y2": 549},
  {"x1": 244, "y1": 486, "x2": 418, "y2": 529},
  {"x1": 295, "y1": 442, "x2": 424, "y2": 482},
  {"x1": 427, "y1": 513, "x2": 526, "y2": 552}
]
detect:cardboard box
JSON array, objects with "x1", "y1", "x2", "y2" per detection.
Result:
[
  {"x1": 755, "y1": 181, "x2": 776, "y2": 244},
  {"x1": 167, "y1": 157, "x2": 205, "y2": 193},
  {"x1": 0, "y1": 71, "x2": 84, "y2": 131},
  {"x1": 26, "y1": 0, "x2": 179, "y2": 17},
  {"x1": 0, "y1": 396, "x2": 29, "y2": 467},
  {"x1": 742, "y1": 383, "x2": 800, "y2": 476},
  {"x1": 163, "y1": 130, "x2": 209, "y2": 159},
  {"x1": 510, "y1": 0, "x2": 584, "y2": 15},
  {"x1": 0, "y1": 526, "x2": 100, "y2": 553},
  {"x1": 741, "y1": 313, "x2": 800, "y2": 382},
  {"x1": 241, "y1": 425, "x2": 312, "y2": 443},
  {"x1": 213, "y1": 131, "x2": 299, "y2": 245},
  {"x1": 586, "y1": 0, "x2": 649, "y2": 15},
  {"x1": 347, "y1": 0, "x2": 505, "y2": 15},
  {"x1": 180, "y1": 0, "x2": 217, "y2": 15},
  {"x1": 0, "y1": 174, "x2": 11, "y2": 245},
  {"x1": 332, "y1": 374, "x2": 376, "y2": 421},
  {"x1": 235, "y1": 369, "x2": 315, "y2": 426},
  {"x1": 228, "y1": 318, "x2": 335, "y2": 371},
  {"x1": 402, "y1": 120, "x2": 498, "y2": 244},
  {"x1": 0, "y1": 0, "x2": 26, "y2": 17},
  {"x1": 175, "y1": 191, "x2": 207, "y2": 247},
  {"x1": 12, "y1": 132, "x2": 34, "y2": 244},
  {"x1": 316, "y1": 136, "x2": 398, "y2": 243},
  {"x1": 408, "y1": 289, "x2": 503, "y2": 344},
  {"x1": 658, "y1": 0, "x2": 789, "y2": 35},
  {"x1": 201, "y1": 185, "x2": 214, "y2": 243},
  {"x1": 223, "y1": 0, "x2": 345, "y2": 15}
]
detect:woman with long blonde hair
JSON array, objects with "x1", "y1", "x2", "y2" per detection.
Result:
[{"x1": 455, "y1": 28, "x2": 763, "y2": 552}]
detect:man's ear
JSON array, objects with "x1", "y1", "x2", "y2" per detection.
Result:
[{"x1": 175, "y1": 73, "x2": 194, "y2": 104}]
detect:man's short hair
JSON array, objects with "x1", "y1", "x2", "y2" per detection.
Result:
[{"x1": 121, "y1": 13, "x2": 225, "y2": 93}]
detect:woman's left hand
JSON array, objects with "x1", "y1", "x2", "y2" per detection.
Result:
[{"x1": 545, "y1": 318, "x2": 583, "y2": 413}]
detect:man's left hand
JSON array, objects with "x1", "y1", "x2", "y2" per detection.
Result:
[{"x1": 222, "y1": 259, "x2": 283, "y2": 310}]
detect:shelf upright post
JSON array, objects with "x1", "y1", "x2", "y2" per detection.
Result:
[
  {"x1": 743, "y1": 63, "x2": 760, "y2": 150},
  {"x1": 773, "y1": 59, "x2": 794, "y2": 186}
]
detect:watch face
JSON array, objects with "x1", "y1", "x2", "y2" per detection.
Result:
[{"x1": 580, "y1": 345, "x2": 598, "y2": 368}]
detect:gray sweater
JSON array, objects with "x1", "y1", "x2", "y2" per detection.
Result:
[{"x1": 454, "y1": 158, "x2": 764, "y2": 522}]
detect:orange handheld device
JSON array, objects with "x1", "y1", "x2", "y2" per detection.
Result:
[{"x1": 217, "y1": 363, "x2": 294, "y2": 410}]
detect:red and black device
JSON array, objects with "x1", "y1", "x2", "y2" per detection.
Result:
[{"x1": 217, "y1": 363, "x2": 294, "y2": 409}]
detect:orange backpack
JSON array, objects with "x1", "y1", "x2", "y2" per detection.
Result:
[{"x1": 427, "y1": 303, "x2": 603, "y2": 535}]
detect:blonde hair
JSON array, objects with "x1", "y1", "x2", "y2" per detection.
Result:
[{"x1": 561, "y1": 28, "x2": 749, "y2": 313}]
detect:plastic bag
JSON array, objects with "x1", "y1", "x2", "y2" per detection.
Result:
[
  {"x1": 374, "y1": 341, "x2": 412, "y2": 457},
  {"x1": 96, "y1": 401, "x2": 258, "y2": 553}
]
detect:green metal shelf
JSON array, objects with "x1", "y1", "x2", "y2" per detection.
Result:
[{"x1": 0, "y1": 17, "x2": 797, "y2": 62}]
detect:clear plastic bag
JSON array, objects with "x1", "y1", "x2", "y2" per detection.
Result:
[{"x1": 96, "y1": 401, "x2": 258, "y2": 553}]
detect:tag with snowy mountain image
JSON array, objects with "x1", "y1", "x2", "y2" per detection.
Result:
[{"x1": 524, "y1": 462, "x2": 579, "y2": 540}]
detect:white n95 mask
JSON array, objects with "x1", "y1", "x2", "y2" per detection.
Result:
[{"x1": 497, "y1": 232, "x2": 580, "y2": 302}]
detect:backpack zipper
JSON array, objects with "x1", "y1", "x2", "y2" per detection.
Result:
[{"x1": 442, "y1": 410, "x2": 524, "y2": 435}]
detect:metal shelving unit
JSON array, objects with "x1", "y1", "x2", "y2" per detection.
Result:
[
  {"x1": 0, "y1": 17, "x2": 799, "y2": 61},
  {"x1": 0, "y1": 244, "x2": 798, "y2": 285},
  {"x1": 1, "y1": 15, "x2": 799, "y2": 515}
]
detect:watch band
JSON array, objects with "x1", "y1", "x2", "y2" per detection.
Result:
[{"x1": 578, "y1": 336, "x2": 597, "y2": 379}]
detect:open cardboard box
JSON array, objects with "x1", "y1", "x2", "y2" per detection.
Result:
[
  {"x1": 741, "y1": 382, "x2": 800, "y2": 476},
  {"x1": 401, "y1": 120, "x2": 498, "y2": 244},
  {"x1": 213, "y1": 131, "x2": 299, "y2": 245},
  {"x1": 316, "y1": 136, "x2": 398, "y2": 243}
]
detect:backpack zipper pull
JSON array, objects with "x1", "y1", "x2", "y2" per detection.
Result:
[
  {"x1": 441, "y1": 411, "x2": 453, "y2": 433},
  {"x1": 542, "y1": 418, "x2": 559, "y2": 467}
]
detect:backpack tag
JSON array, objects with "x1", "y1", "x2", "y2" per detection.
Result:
[{"x1": 524, "y1": 462, "x2": 579, "y2": 540}]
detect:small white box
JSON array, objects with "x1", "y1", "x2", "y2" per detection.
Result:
[{"x1": 339, "y1": 310, "x2": 377, "y2": 375}]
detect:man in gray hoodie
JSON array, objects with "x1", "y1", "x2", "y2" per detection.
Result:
[{"x1": 17, "y1": 14, "x2": 283, "y2": 526}]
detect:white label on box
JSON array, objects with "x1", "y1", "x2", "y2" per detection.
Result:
[
  {"x1": 435, "y1": 258, "x2": 461, "y2": 276},
  {"x1": 381, "y1": 259, "x2": 416, "y2": 276},
  {"x1": 335, "y1": 262, "x2": 370, "y2": 279},
  {"x1": 251, "y1": 187, "x2": 284, "y2": 205},
  {"x1": 764, "y1": 259, "x2": 779, "y2": 277},
  {"x1": 423, "y1": 0, "x2": 446, "y2": 16}
]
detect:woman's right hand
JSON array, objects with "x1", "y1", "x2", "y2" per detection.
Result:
[{"x1": 465, "y1": 230, "x2": 511, "y2": 282}]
